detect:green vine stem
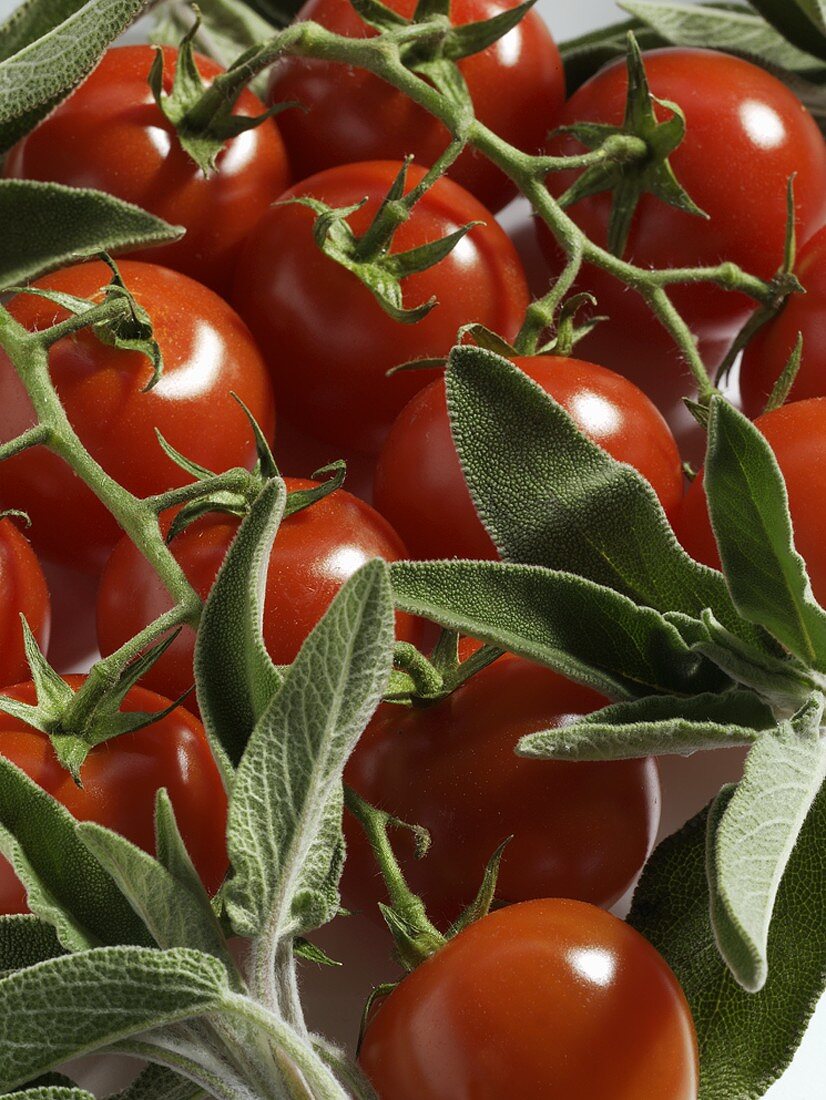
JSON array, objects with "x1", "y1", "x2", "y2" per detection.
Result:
[{"x1": 199, "y1": 18, "x2": 780, "y2": 402}]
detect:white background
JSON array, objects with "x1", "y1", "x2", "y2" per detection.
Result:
[{"x1": 0, "y1": 0, "x2": 824, "y2": 1095}]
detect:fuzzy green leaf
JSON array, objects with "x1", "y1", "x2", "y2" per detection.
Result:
[
  {"x1": 708, "y1": 694, "x2": 826, "y2": 992},
  {"x1": 445, "y1": 347, "x2": 763, "y2": 646},
  {"x1": 750, "y1": 0, "x2": 826, "y2": 60},
  {"x1": 0, "y1": 916, "x2": 63, "y2": 977},
  {"x1": 706, "y1": 397, "x2": 826, "y2": 671},
  {"x1": 620, "y1": 1, "x2": 826, "y2": 75},
  {"x1": 195, "y1": 478, "x2": 285, "y2": 769},
  {"x1": 0, "y1": 758, "x2": 151, "y2": 952},
  {"x1": 0, "y1": 180, "x2": 182, "y2": 290},
  {"x1": 77, "y1": 818, "x2": 236, "y2": 978},
  {"x1": 0, "y1": 0, "x2": 151, "y2": 151},
  {"x1": 0, "y1": 946, "x2": 229, "y2": 1092},
  {"x1": 559, "y1": 16, "x2": 663, "y2": 91},
  {"x1": 391, "y1": 559, "x2": 728, "y2": 700},
  {"x1": 115, "y1": 1064, "x2": 204, "y2": 1100},
  {"x1": 1, "y1": 1089, "x2": 95, "y2": 1100},
  {"x1": 0, "y1": 0, "x2": 87, "y2": 61},
  {"x1": 519, "y1": 690, "x2": 777, "y2": 761},
  {"x1": 630, "y1": 788, "x2": 826, "y2": 1099},
  {"x1": 225, "y1": 560, "x2": 394, "y2": 939}
]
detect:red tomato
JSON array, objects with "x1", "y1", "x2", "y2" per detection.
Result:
[
  {"x1": 359, "y1": 898, "x2": 699, "y2": 1099},
  {"x1": 0, "y1": 518, "x2": 50, "y2": 687},
  {"x1": 344, "y1": 655, "x2": 660, "y2": 926},
  {"x1": 232, "y1": 161, "x2": 530, "y2": 454},
  {"x1": 0, "y1": 675, "x2": 227, "y2": 913},
  {"x1": 539, "y1": 49, "x2": 826, "y2": 405},
  {"x1": 0, "y1": 260, "x2": 276, "y2": 573},
  {"x1": 4, "y1": 46, "x2": 290, "y2": 295},
  {"x1": 675, "y1": 399, "x2": 826, "y2": 603},
  {"x1": 96, "y1": 479, "x2": 422, "y2": 703},
  {"x1": 373, "y1": 356, "x2": 684, "y2": 560},
  {"x1": 268, "y1": 0, "x2": 565, "y2": 213},
  {"x1": 741, "y1": 226, "x2": 826, "y2": 416}
]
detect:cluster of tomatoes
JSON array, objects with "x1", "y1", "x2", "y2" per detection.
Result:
[{"x1": 2, "y1": 0, "x2": 826, "y2": 1095}]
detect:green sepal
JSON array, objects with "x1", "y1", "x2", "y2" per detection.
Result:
[
  {"x1": 446, "y1": 837, "x2": 510, "y2": 939},
  {"x1": 764, "y1": 332, "x2": 804, "y2": 414},
  {"x1": 286, "y1": 175, "x2": 482, "y2": 324},
  {"x1": 557, "y1": 32, "x2": 707, "y2": 257},
  {"x1": 282, "y1": 460, "x2": 347, "y2": 519},
  {"x1": 294, "y1": 937, "x2": 341, "y2": 967},
  {"x1": 349, "y1": 0, "x2": 409, "y2": 31},
  {"x1": 442, "y1": 0, "x2": 537, "y2": 61},
  {"x1": 148, "y1": 18, "x2": 297, "y2": 176}
]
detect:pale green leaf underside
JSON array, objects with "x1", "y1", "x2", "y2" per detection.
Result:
[
  {"x1": 226, "y1": 559, "x2": 394, "y2": 939},
  {"x1": 519, "y1": 690, "x2": 778, "y2": 761},
  {"x1": 0, "y1": 180, "x2": 182, "y2": 290},
  {"x1": 0, "y1": 0, "x2": 151, "y2": 151},
  {"x1": 708, "y1": 695, "x2": 826, "y2": 992},
  {"x1": 0, "y1": 946, "x2": 228, "y2": 1092},
  {"x1": 630, "y1": 789, "x2": 826, "y2": 1099},
  {"x1": 391, "y1": 559, "x2": 727, "y2": 699}
]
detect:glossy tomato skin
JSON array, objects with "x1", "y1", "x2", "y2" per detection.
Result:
[
  {"x1": 360, "y1": 898, "x2": 699, "y2": 1100},
  {"x1": 0, "y1": 675, "x2": 227, "y2": 913},
  {"x1": 232, "y1": 161, "x2": 530, "y2": 454},
  {"x1": 374, "y1": 355, "x2": 684, "y2": 560},
  {"x1": 741, "y1": 226, "x2": 826, "y2": 416},
  {"x1": 0, "y1": 519, "x2": 50, "y2": 687},
  {"x1": 0, "y1": 260, "x2": 276, "y2": 573},
  {"x1": 4, "y1": 46, "x2": 290, "y2": 295},
  {"x1": 344, "y1": 656, "x2": 660, "y2": 926},
  {"x1": 539, "y1": 49, "x2": 826, "y2": 405},
  {"x1": 268, "y1": 0, "x2": 565, "y2": 213},
  {"x1": 675, "y1": 399, "x2": 826, "y2": 603},
  {"x1": 97, "y1": 479, "x2": 422, "y2": 703}
]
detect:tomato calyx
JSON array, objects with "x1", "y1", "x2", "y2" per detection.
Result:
[
  {"x1": 0, "y1": 624, "x2": 187, "y2": 783},
  {"x1": 9, "y1": 254, "x2": 163, "y2": 388},
  {"x1": 148, "y1": 16, "x2": 298, "y2": 176},
  {"x1": 386, "y1": 630, "x2": 504, "y2": 706},
  {"x1": 281, "y1": 158, "x2": 483, "y2": 324},
  {"x1": 554, "y1": 33, "x2": 707, "y2": 258}
]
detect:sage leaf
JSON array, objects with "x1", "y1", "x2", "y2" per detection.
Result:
[
  {"x1": 445, "y1": 347, "x2": 763, "y2": 647},
  {"x1": 0, "y1": 757, "x2": 151, "y2": 952},
  {"x1": 225, "y1": 559, "x2": 394, "y2": 939},
  {"x1": 0, "y1": 0, "x2": 151, "y2": 151},
  {"x1": 519, "y1": 690, "x2": 777, "y2": 761},
  {"x1": 116, "y1": 1064, "x2": 205, "y2": 1100},
  {"x1": 750, "y1": 0, "x2": 826, "y2": 60},
  {"x1": 0, "y1": 947, "x2": 229, "y2": 1092},
  {"x1": 195, "y1": 477, "x2": 285, "y2": 769},
  {"x1": 0, "y1": 916, "x2": 63, "y2": 976},
  {"x1": 706, "y1": 397, "x2": 826, "y2": 671},
  {"x1": 630, "y1": 787, "x2": 826, "y2": 1099},
  {"x1": 2, "y1": 1089, "x2": 95, "y2": 1099},
  {"x1": 0, "y1": 180, "x2": 182, "y2": 290},
  {"x1": 621, "y1": 1, "x2": 826, "y2": 75},
  {"x1": 707, "y1": 694, "x2": 826, "y2": 991},
  {"x1": 151, "y1": 0, "x2": 278, "y2": 96},
  {"x1": 77, "y1": 818, "x2": 236, "y2": 978},
  {"x1": 559, "y1": 16, "x2": 663, "y2": 91},
  {"x1": 391, "y1": 559, "x2": 728, "y2": 699},
  {"x1": 0, "y1": 0, "x2": 91, "y2": 61}
]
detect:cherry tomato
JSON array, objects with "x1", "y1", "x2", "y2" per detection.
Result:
[
  {"x1": 373, "y1": 355, "x2": 684, "y2": 560},
  {"x1": 359, "y1": 898, "x2": 699, "y2": 1099},
  {"x1": 675, "y1": 399, "x2": 826, "y2": 603},
  {"x1": 344, "y1": 655, "x2": 660, "y2": 926},
  {"x1": 4, "y1": 46, "x2": 290, "y2": 296},
  {"x1": 0, "y1": 675, "x2": 227, "y2": 913},
  {"x1": 268, "y1": 0, "x2": 565, "y2": 213},
  {"x1": 97, "y1": 479, "x2": 422, "y2": 703},
  {"x1": 539, "y1": 48, "x2": 826, "y2": 406},
  {"x1": 0, "y1": 518, "x2": 50, "y2": 687},
  {"x1": 232, "y1": 161, "x2": 530, "y2": 453},
  {"x1": 0, "y1": 260, "x2": 276, "y2": 573},
  {"x1": 741, "y1": 226, "x2": 826, "y2": 417}
]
